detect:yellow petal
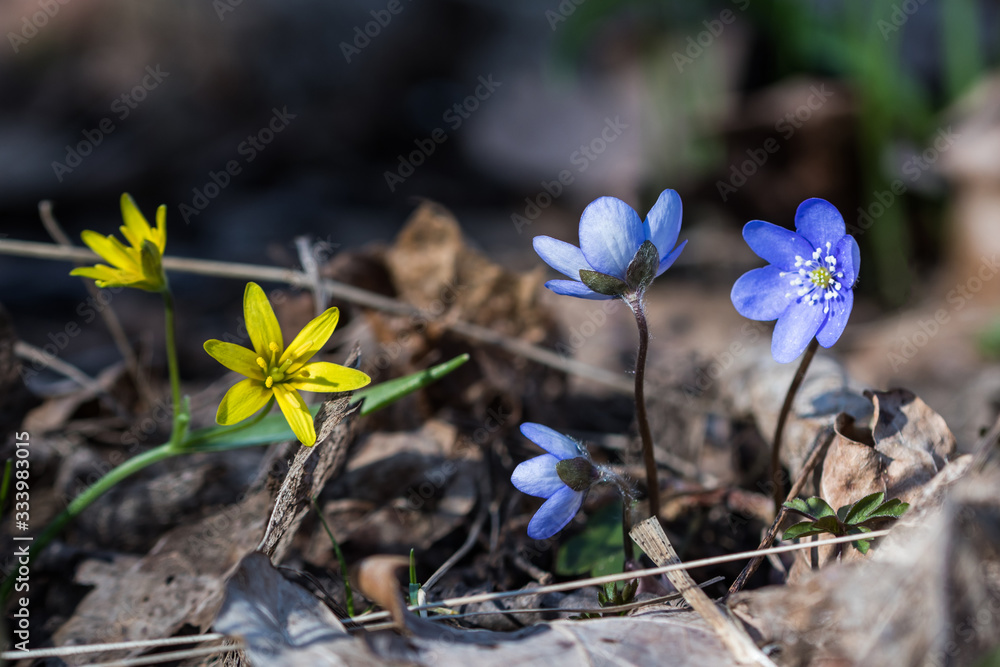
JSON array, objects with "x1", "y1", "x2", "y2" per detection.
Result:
[
  {"x1": 244, "y1": 282, "x2": 283, "y2": 358},
  {"x1": 204, "y1": 339, "x2": 263, "y2": 377},
  {"x1": 215, "y1": 378, "x2": 273, "y2": 425},
  {"x1": 153, "y1": 204, "x2": 168, "y2": 253},
  {"x1": 273, "y1": 384, "x2": 316, "y2": 446},
  {"x1": 280, "y1": 307, "x2": 339, "y2": 367},
  {"x1": 80, "y1": 230, "x2": 136, "y2": 271},
  {"x1": 289, "y1": 361, "x2": 370, "y2": 393},
  {"x1": 70, "y1": 265, "x2": 119, "y2": 283},
  {"x1": 120, "y1": 193, "x2": 152, "y2": 247}
]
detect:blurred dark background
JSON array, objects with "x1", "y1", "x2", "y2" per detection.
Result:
[{"x1": 2, "y1": 0, "x2": 1000, "y2": 387}]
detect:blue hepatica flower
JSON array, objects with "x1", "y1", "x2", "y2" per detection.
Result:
[
  {"x1": 533, "y1": 189, "x2": 688, "y2": 299},
  {"x1": 511, "y1": 423, "x2": 598, "y2": 540},
  {"x1": 731, "y1": 198, "x2": 860, "y2": 364}
]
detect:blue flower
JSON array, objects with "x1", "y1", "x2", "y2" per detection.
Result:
[
  {"x1": 533, "y1": 189, "x2": 687, "y2": 299},
  {"x1": 511, "y1": 423, "x2": 596, "y2": 539},
  {"x1": 731, "y1": 198, "x2": 860, "y2": 363}
]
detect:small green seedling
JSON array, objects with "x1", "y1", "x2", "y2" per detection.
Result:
[{"x1": 783, "y1": 492, "x2": 910, "y2": 554}]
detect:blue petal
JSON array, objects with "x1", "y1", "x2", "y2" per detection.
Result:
[
  {"x1": 743, "y1": 221, "x2": 815, "y2": 271},
  {"x1": 533, "y1": 236, "x2": 590, "y2": 280},
  {"x1": 771, "y1": 297, "x2": 828, "y2": 363},
  {"x1": 545, "y1": 279, "x2": 614, "y2": 300},
  {"x1": 527, "y1": 485, "x2": 584, "y2": 539},
  {"x1": 731, "y1": 265, "x2": 793, "y2": 321},
  {"x1": 520, "y1": 423, "x2": 583, "y2": 460},
  {"x1": 834, "y1": 235, "x2": 860, "y2": 288},
  {"x1": 816, "y1": 289, "x2": 854, "y2": 348},
  {"x1": 511, "y1": 454, "x2": 564, "y2": 499},
  {"x1": 795, "y1": 198, "x2": 846, "y2": 249},
  {"x1": 579, "y1": 196, "x2": 644, "y2": 279},
  {"x1": 643, "y1": 189, "x2": 682, "y2": 261},
  {"x1": 655, "y1": 239, "x2": 688, "y2": 277}
]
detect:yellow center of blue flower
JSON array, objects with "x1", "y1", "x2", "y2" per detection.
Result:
[
  {"x1": 779, "y1": 242, "x2": 845, "y2": 314},
  {"x1": 809, "y1": 266, "x2": 833, "y2": 288},
  {"x1": 256, "y1": 341, "x2": 294, "y2": 389}
]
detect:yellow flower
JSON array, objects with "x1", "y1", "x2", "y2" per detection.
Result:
[
  {"x1": 203, "y1": 282, "x2": 370, "y2": 446},
  {"x1": 70, "y1": 193, "x2": 168, "y2": 292}
]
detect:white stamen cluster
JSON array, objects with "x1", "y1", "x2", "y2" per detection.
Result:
[{"x1": 779, "y1": 241, "x2": 844, "y2": 314}]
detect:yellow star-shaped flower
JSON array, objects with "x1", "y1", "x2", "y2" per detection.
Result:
[
  {"x1": 204, "y1": 282, "x2": 371, "y2": 446},
  {"x1": 70, "y1": 193, "x2": 168, "y2": 292}
]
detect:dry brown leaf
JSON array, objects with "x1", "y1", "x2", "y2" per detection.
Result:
[
  {"x1": 781, "y1": 389, "x2": 957, "y2": 577},
  {"x1": 732, "y1": 458, "x2": 996, "y2": 667},
  {"x1": 51, "y1": 492, "x2": 272, "y2": 665},
  {"x1": 313, "y1": 420, "x2": 481, "y2": 557},
  {"x1": 49, "y1": 395, "x2": 357, "y2": 664}
]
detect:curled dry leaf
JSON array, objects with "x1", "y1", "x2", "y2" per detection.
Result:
[{"x1": 784, "y1": 388, "x2": 956, "y2": 577}]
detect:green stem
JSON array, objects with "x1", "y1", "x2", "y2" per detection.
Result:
[
  {"x1": 1, "y1": 442, "x2": 179, "y2": 601},
  {"x1": 625, "y1": 294, "x2": 659, "y2": 521},
  {"x1": 184, "y1": 397, "x2": 275, "y2": 451},
  {"x1": 162, "y1": 290, "x2": 186, "y2": 449},
  {"x1": 312, "y1": 495, "x2": 355, "y2": 616},
  {"x1": 770, "y1": 338, "x2": 819, "y2": 512}
]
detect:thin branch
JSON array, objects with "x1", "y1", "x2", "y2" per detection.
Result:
[
  {"x1": 346, "y1": 529, "x2": 892, "y2": 626},
  {"x1": 0, "y1": 633, "x2": 227, "y2": 660},
  {"x1": 84, "y1": 644, "x2": 238, "y2": 667},
  {"x1": 631, "y1": 517, "x2": 773, "y2": 665},
  {"x1": 0, "y1": 238, "x2": 632, "y2": 393},
  {"x1": 295, "y1": 235, "x2": 328, "y2": 317}
]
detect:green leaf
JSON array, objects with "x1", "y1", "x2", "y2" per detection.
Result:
[
  {"x1": 352, "y1": 353, "x2": 470, "y2": 416},
  {"x1": 813, "y1": 515, "x2": 843, "y2": 535},
  {"x1": 783, "y1": 521, "x2": 827, "y2": 541},
  {"x1": 867, "y1": 498, "x2": 910, "y2": 520},
  {"x1": 187, "y1": 354, "x2": 470, "y2": 451},
  {"x1": 847, "y1": 525, "x2": 873, "y2": 554},
  {"x1": 625, "y1": 240, "x2": 658, "y2": 292},
  {"x1": 579, "y1": 269, "x2": 629, "y2": 296},
  {"x1": 784, "y1": 497, "x2": 836, "y2": 521},
  {"x1": 554, "y1": 502, "x2": 644, "y2": 577},
  {"x1": 844, "y1": 492, "x2": 885, "y2": 524}
]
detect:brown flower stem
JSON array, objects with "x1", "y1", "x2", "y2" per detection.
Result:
[
  {"x1": 621, "y1": 498, "x2": 635, "y2": 565},
  {"x1": 625, "y1": 294, "x2": 659, "y2": 521},
  {"x1": 770, "y1": 338, "x2": 819, "y2": 512}
]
